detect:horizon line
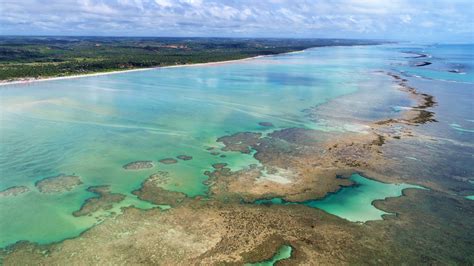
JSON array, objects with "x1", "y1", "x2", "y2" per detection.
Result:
[{"x1": 0, "y1": 34, "x2": 392, "y2": 41}]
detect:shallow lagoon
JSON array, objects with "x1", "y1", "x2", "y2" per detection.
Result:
[
  {"x1": 1, "y1": 44, "x2": 470, "y2": 248},
  {"x1": 255, "y1": 173, "x2": 422, "y2": 222}
]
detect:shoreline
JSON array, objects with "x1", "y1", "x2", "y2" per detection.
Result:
[
  {"x1": 3, "y1": 45, "x2": 467, "y2": 265},
  {"x1": 0, "y1": 45, "x2": 385, "y2": 87},
  {"x1": 0, "y1": 50, "x2": 303, "y2": 87}
]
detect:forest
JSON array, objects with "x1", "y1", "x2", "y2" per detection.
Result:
[{"x1": 0, "y1": 36, "x2": 382, "y2": 80}]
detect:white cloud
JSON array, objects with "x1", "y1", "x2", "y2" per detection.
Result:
[
  {"x1": 207, "y1": 4, "x2": 240, "y2": 20},
  {"x1": 180, "y1": 0, "x2": 202, "y2": 6},
  {"x1": 80, "y1": 0, "x2": 118, "y2": 15},
  {"x1": 154, "y1": 0, "x2": 173, "y2": 8},
  {"x1": 400, "y1": 15, "x2": 411, "y2": 24},
  {"x1": 421, "y1": 21, "x2": 435, "y2": 28},
  {"x1": 1, "y1": 0, "x2": 472, "y2": 42},
  {"x1": 117, "y1": 0, "x2": 144, "y2": 10}
]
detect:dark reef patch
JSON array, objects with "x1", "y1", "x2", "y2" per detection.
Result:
[
  {"x1": 403, "y1": 51, "x2": 428, "y2": 58},
  {"x1": 73, "y1": 186, "x2": 126, "y2": 217},
  {"x1": 159, "y1": 158, "x2": 178, "y2": 164},
  {"x1": 258, "y1": 122, "x2": 274, "y2": 127},
  {"x1": 145, "y1": 171, "x2": 170, "y2": 185},
  {"x1": 372, "y1": 134, "x2": 386, "y2": 146},
  {"x1": 382, "y1": 73, "x2": 438, "y2": 125},
  {"x1": 123, "y1": 161, "x2": 154, "y2": 170},
  {"x1": 415, "y1": 61, "x2": 432, "y2": 67},
  {"x1": 217, "y1": 132, "x2": 262, "y2": 154},
  {"x1": 35, "y1": 175, "x2": 82, "y2": 193},
  {"x1": 132, "y1": 173, "x2": 186, "y2": 206},
  {"x1": 212, "y1": 163, "x2": 228, "y2": 169},
  {"x1": 0, "y1": 186, "x2": 30, "y2": 197},
  {"x1": 177, "y1": 155, "x2": 193, "y2": 161}
]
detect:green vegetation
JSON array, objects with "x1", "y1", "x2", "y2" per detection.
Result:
[{"x1": 0, "y1": 36, "x2": 382, "y2": 81}]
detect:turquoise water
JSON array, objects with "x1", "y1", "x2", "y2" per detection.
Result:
[
  {"x1": 0, "y1": 44, "x2": 472, "y2": 247},
  {"x1": 255, "y1": 173, "x2": 422, "y2": 222},
  {"x1": 0, "y1": 46, "x2": 398, "y2": 247},
  {"x1": 467, "y1": 181, "x2": 474, "y2": 200},
  {"x1": 245, "y1": 245, "x2": 292, "y2": 266},
  {"x1": 395, "y1": 44, "x2": 474, "y2": 83}
]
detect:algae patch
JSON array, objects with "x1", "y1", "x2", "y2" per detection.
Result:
[
  {"x1": 123, "y1": 161, "x2": 154, "y2": 170},
  {"x1": 0, "y1": 186, "x2": 30, "y2": 197},
  {"x1": 73, "y1": 186, "x2": 126, "y2": 217},
  {"x1": 177, "y1": 155, "x2": 193, "y2": 161},
  {"x1": 159, "y1": 158, "x2": 178, "y2": 164},
  {"x1": 35, "y1": 175, "x2": 83, "y2": 193}
]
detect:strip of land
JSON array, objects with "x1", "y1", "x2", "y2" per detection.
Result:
[
  {"x1": 0, "y1": 36, "x2": 382, "y2": 84},
  {"x1": 0, "y1": 55, "x2": 265, "y2": 86}
]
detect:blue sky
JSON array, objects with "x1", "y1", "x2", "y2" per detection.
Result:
[{"x1": 1, "y1": 0, "x2": 473, "y2": 42}]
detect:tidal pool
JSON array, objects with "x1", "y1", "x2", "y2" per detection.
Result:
[
  {"x1": 255, "y1": 173, "x2": 423, "y2": 222},
  {"x1": 245, "y1": 245, "x2": 293, "y2": 266}
]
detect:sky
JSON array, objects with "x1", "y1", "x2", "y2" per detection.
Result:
[{"x1": 1, "y1": 0, "x2": 473, "y2": 42}]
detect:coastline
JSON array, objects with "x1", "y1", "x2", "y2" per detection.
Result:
[
  {"x1": 0, "y1": 51, "x2": 300, "y2": 86},
  {"x1": 3, "y1": 44, "x2": 474, "y2": 265},
  {"x1": 1, "y1": 60, "x2": 458, "y2": 264}
]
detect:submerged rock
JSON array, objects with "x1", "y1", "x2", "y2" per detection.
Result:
[
  {"x1": 258, "y1": 122, "x2": 274, "y2": 127},
  {"x1": 132, "y1": 173, "x2": 186, "y2": 206},
  {"x1": 177, "y1": 155, "x2": 193, "y2": 161},
  {"x1": 415, "y1": 61, "x2": 432, "y2": 67},
  {"x1": 0, "y1": 186, "x2": 30, "y2": 197},
  {"x1": 147, "y1": 171, "x2": 170, "y2": 185},
  {"x1": 217, "y1": 132, "x2": 262, "y2": 154},
  {"x1": 35, "y1": 175, "x2": 83, "y2": 193},
  {"x1": 212, "y1": 163, "x2": 228, "y2": 169},
  {"x1": 159, "y1": 158, "x2": 178, "y2": 164},
  {"x1": 372, "y1": 134, "x2": 386, "y2": 146},
  {"x1": 123, "y1": 161, "x2": 154, "y2": 170},
  {"x1": 73, "y1": 186, "x2": 126, "y2": 217}
]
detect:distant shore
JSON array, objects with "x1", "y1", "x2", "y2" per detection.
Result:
[{"x1": 0, "y1": 50, "x2": 305, "y2": 86}]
